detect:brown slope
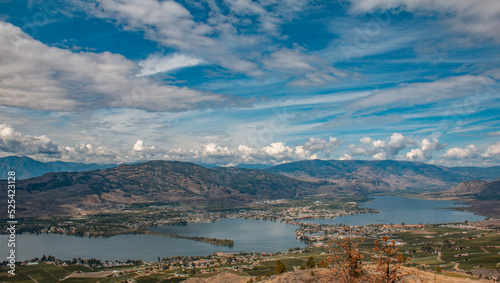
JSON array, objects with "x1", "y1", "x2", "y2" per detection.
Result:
[{"x1": 4, "y1": 161, "x2": 322, "y2": 218}]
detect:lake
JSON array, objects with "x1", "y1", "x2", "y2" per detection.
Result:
[
  {"x1": 0, "y1": 196, "x2": 485, "y2": 261},
  {"x1": 302, "y1": 196, "x2": 485, "y2": 226},
  {"x1": 0, "y1": 218, "x2": 305, "y2": 262}
]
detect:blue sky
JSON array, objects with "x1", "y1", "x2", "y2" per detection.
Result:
[{"x1": 0, "y1": 0, "x2": 499, "y2": 166}]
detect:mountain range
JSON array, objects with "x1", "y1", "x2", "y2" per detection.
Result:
[
  {"x1": 8, "y1": 160, "x2": 329, "y2": 217},
  {"x1": 266, "y1": 159, "x2": 500, "y2": 192},
  {"x1": 1, "y1": 157, "x2": 499, "y2": 218},
  {"x1": 0, "y1": 156, "x2": 116, "y2": 179}
]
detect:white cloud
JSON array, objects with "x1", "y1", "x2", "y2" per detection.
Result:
[
  {"x1": 0, "y1": 124, "x2": 60, "y2": 156},
  {"x1": 201, "y1": 143, "x2": 233, "y2": 157},
  {"x1": 351, "y1": 75, "x2": 495, "y2": 113},
  {"x1": 70, "y1": 0, "x2": 341, "y2": 82},
  {"x1": 69, "y1": 0, "x2": 258, "y2": 75},
  {"x1": 339, "y1": 153, "x2": 352, "y2": 160},
  {"x1": 263, "y1": 47, "x2": 347, "y2": 86},
  {"x1": 132, "y1": 140, "x2": 156, "y2": 151},
  {"x1": 137, "y1": 53, "x2": 204, "y2": 77},
  {"x1": 406, "y1": 138, "x2": 446, "y2": 161},
  {"x1": 349, "y1": 133, "x2": 448, "y2": 162},
  {"x1": 486, "y1": 131, "x2": 500, "y2": 137},
  {"x1": 442, "y1": 144, "x2": 478, "y2": 159},
  {"x1": 63, "y1": 144, "x2": 119, "y2": 164},
  {"x1": 349, "y1": 132, "x2": 415, "y2": 160},
  {"x1": 0, "y1": 21, "x2": 225, "y2": 112},
  {"x1": 387, "y1": 132, "x2": 414, "y2": 156},
  {"x1": 302, "y1": 137, "x2": 342, "y2": 157},
  {"x1": 347, "y1": 0, "x2": 500, "y2": 41},
  {"x1": 482, "y1": 142, "x2": 500, "y2": 159},
  {"x1": 141, "y1": 139, "x2": 328, "y2": 165},
  {"x1": 360, "y1": 136, "x2": 372, "y2": 144}
]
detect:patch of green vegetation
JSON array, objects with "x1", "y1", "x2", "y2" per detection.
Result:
[
  {"x1": 441, "y1": 272, "x2": 478, "y2": 279},
  {"x1": 62, "y1": 278, "x2": 99, "y2": 283},
  {"x1": 394, "y1": 225, "x2": 500, "y2": 273},
  {"x1": 38, "y1": 263, "x2": 70, "y2": 276},
  {"x1": 244, "y1": 266, "x2": 272, "y2": 277},
  {"x1": 0, "y1": 273, "x2": 33, "y2": 283},
  {"x1": 136, "y1": 275, "x2": 162, "y2": 282}
]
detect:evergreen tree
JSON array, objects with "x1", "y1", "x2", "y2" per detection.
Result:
[
  {"x1": 274, "y1": 259, "x2": 287, "y2": 274},
  {"x1": 306, "y1": 256, "x2": 316, "y2": 269}
]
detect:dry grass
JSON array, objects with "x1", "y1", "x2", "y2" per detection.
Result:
[{"x1": 182, "y1": 267, "x2": 495, "y2": 283}]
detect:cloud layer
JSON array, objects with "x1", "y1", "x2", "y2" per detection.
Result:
[
  {"x1": 0, "y1": 21, "x2": 226, "y2": 112},
  {"x1": 347, "y1": 0, "x2": 500, "y2": 41}
]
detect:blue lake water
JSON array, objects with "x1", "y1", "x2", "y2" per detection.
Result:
[
  {"x1": 302, "y1": 196, "x2": 485, "y2": 226},
  {"x1": 0, "y1": 218, "x2": 304, "y2": 261},
  {"x1": 0, "y1": 196, "x2": 485, "y2": 261}
]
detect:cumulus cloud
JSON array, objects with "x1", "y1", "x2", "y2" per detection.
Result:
[
  {"x1": 0, "y1": 124, "x2": 60, "y2": 156},
  {"x1": 201, "y1": 143, "x2": 233, "y2": 158},
  {"x1": 406, "y1": 138, "x2": 446, "y2": 161},
  {"x1": 302, "y1": 137, "x2": 343, "y2": 157},
  {"x1": 339, "y1": 153, "x2": 352, "y2": 160},
  {"x1": 132, "y1": 140, "x2": 156, "y2": 151},
  {"x1": 0, "y1": 21, "x2": 226, "y2": 112},
  {"x1": 347, "y1": 0, "x2": 500, "y2": 41},
  {"x1": 349, "y1": 132, "x2": 415, "y2": 160},
  {"x1": 124, "y1": 138, "x2": 341, "y2": 165},
  {"x1": 63, "y1": 144, "x2": 119, "y2": 164},
  {"x1": 442, "y1": 144, "x2": 479, "y2": 159},
  {"x1": 482, "y1": 142, "x2": 500, "y2": 159}
]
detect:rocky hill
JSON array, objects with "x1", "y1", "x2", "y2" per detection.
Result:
[{"x1": 444, "y1": 179, "x2": 500, "y2": 200}]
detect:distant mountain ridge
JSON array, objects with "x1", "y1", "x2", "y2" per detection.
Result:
[
  {"x1": 0, "y1": 156, "x2": 117, "y2": 179},
  {"x1": 266, "y1": 159, "x2": 500, "y2": 192},
  {"x1": 2, "y1": 158, "x2": 499, "y2": 218}
]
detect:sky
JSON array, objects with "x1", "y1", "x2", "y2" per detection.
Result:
[{"x1": 0, "y1": 0, "x2": 499, "y2": 166}]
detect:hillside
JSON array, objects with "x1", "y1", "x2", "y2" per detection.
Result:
[
  {"x1": 0, "y1": 156, "x2": 116, "y2": 179},
  {"x1": 182, "y1": 267, "x2": 493, "y2": 283},
  {"x1": 428, "y1": 179, "x2": 500, "y2": 217},
  {"x1": 266, "y1": 159, "x2": 500, "y2": 192},
  {"x1": 441, "y1": 179, "x2": 500, "y2": 200},
  {"x1": 4, "y1": 159, "x2": 499, "y2": 218},
  {"x1": 6, "y1": 161, "x2": 324, "y2": 217}
]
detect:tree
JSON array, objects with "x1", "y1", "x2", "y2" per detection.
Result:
[
  {"x1": 275, "y1": 259, "x2": 287, "y2": 274},
  {"x1": 372, "y1": 236, "x2": 410, "y2": 283},
  {"x1": 306, "y1": 256, "x2": 316, "y2": 269},
  {"x1": 330, "y1": 227, "x2": 365, "y2": 283}
]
